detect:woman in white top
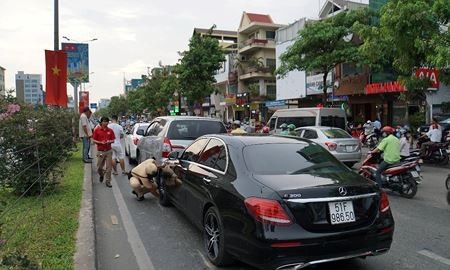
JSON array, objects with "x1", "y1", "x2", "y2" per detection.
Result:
[{"x1": 399, "y1": 130, "x2": 410, "y2": 158}]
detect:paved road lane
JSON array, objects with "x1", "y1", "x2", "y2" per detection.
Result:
[{"x1": 94, "y1": 156, "x2": 450, "y2": 270}]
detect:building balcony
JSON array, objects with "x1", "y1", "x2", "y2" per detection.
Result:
[
  {"x1": 238, "y1": 39, "x2": 276, "y2": 54},
  {"x1": 239, "y1": 66, "x2": 275, "y2": 81}
]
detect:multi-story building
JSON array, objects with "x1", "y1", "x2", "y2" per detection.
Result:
[
  {"x1": 0, "y1": 66, "x2": 5, "y2": 96},
  {"x1": 319, "y1": 0, "x2": 368, "y2": 19},
  {"x1": 15, "y1": 71, "x2": 43, "y2": 105},
  {"x1": 193, "y1": 28, "x2": 238, "y2": 53},
  {"x1": 237, "y1": 12, "x2": 284, "y2": 121}
]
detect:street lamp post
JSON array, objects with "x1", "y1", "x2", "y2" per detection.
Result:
[{"x1": 54, "y1": 0, "x2": 59, "y2": 50}]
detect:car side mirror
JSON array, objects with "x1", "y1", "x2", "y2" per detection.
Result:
[
  {"x1": 168, "y1": 151, "x2": 180, "y2": 160},
  {"x1": 136, "y1": 129, "x2": 144, "y2": 136}
]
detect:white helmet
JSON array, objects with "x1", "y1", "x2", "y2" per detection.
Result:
[
  {"x1": 233, "y1": 120, "x2": 241, "y2": 125},
  {"x1": 366, "y1": 120, "x2": 372, "y2": 124}
]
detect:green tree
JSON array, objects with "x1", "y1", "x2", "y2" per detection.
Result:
[
  {"x1": 107, "y1": 95, "x2": 128, "y2": 117},
  {"x1": 277, "y1": 9, "x2": 370, "y2": 104},
  {"x1": 357, "y1": 0, "x2": 450, "y2": 121},
  {"x1": 176, "y1": 26, "x2": 225, "y2": 106}
]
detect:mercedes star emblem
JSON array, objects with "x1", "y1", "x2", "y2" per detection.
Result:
[{"x1": 338, "y1": 187, "x2": 348, "y2": 196}]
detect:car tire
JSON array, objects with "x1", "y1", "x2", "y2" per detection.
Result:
[
  {"x1": 203, "y1": 207, "x2": 234, "y2": 267},
  {"x1": 158, "y1": 172, "x2": 171, "y2": 207}
]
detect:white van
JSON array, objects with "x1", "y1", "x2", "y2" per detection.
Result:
[{"x1": 268, "y1": 107, "x2": 347, "y2": 134}]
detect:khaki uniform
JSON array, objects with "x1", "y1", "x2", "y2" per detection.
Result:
[
  {"x1": 129, "y1": 159, "x2": 159, "y2": 198},
  {"x1": 97, "y1": 149, "x2": 113, "y2": 185}
]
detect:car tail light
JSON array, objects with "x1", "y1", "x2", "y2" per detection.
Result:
[
  {"x1": 325, "y1": 142, "x2": 337, "y2": 151},
  {"x1": 162, "y1": 137, "x2": 172, "y2": 158},
  {"x1": 244, "y1": 197, "x2": 292, "y2": 226},
  {"x1": 380, "y1": 192, "x2": 390, "y2": 213},
  {"x1": 133, "y1": 138, "x2": 139, "y2": 145}
]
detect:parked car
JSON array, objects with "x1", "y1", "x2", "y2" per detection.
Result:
[
  {"x1": 137, "y1": 116, "x2": 227, "y2": 165},
  {"x1": 268, "y1": 107, "x2": 347, "y2": 134},
  {"x1": 124, "y1": 122, "x2": 150, "y2": 164},
  {"x1": 294, "y1": 126, "x2": 362, "y2": 168},
  {"x1": 159, "y1": 135, "x2": 394, "y2": 270}
]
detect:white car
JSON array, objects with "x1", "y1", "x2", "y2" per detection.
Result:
[
  {"x1": 294, "y1": 126, "x2": 362, "y2": 168},
  {"x1": 125, "y1": 123, "x2": 150, "y2": 164}
]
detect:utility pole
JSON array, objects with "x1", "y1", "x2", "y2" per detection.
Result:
[{"x1": 54, "y1": 0, "x2": 59, "y2": 51}]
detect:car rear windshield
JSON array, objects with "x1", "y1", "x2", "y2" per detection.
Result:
[
  {"x1": 243, "y1": 143, "x2": 346, "y2": 175},
  {"x1": 167, "y1": 120, "x2": 227, "y2": 140},
  {"x1": 322, "y1": 129, "x2": 351, "y2": 139}
]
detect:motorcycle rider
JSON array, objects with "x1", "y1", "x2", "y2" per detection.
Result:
[
  {"x1": 287, "y1": 124, "x2": 297, "y2": 136},
  {"x1": 398, "y1": 128, "x2": 410, "y2": 159},
  {"x1": 280, "y1": 123, "x2": 289, "y2": 135},
  {"x1": 370, "y1": 126, "x2": 401, "y2": 187},
  {"x1": 230, "y1": 120, "x2": 247, "y2": 134},
  {"x1": 363, "y1": 120, "x2": 375, "y2": 136},
  {"x1": 420, "y1": 124, "x2": 442, "y2": 157}
]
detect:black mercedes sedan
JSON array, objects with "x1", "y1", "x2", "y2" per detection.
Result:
[{"x1": 158, "y1": 135, "x2": 394, "y2": 270}]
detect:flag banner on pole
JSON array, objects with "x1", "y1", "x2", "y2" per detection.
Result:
[{"x1": 45, "y1": 50, "x2": 68, "y2": 107}]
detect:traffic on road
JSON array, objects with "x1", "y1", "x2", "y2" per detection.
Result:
[{"x1": 93, "y1": 113, "x2": 450, "y2": 270}]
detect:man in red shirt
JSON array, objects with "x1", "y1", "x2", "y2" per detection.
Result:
[{"x1": 92, "y1": 117, "x2": 115, "y2": 187}]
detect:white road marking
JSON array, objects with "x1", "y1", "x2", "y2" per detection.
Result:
[
  {"x1": 418, "y1": 250, "x2": 450, "y2": 266},
  {"x1": 112, "y1": 181, "x2": 155, "y2": 270}
]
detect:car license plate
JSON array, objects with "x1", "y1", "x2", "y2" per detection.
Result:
[
  {"x1": 328, "y1": 201, "x2": 356, "y2": 225},
  {"x1": 346, "y1": 145, "x2": 353, "y2": 152},
  {"x1": 411, "y1": 171, "x2": 419, "y2": 178}
]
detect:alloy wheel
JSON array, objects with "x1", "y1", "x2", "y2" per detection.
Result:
[{"x1": 204, "y1": 212, "x2": 220, "y2": 260}]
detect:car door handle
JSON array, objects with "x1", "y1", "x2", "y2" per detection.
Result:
[{"x1": 203, "y1": 177, "x2": 212, "y2": 183}]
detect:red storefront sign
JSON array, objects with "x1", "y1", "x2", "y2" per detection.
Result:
[
  {"x1": 415, "y1": 68, "x2": 439, "y2": 88},
  {"x1": 365, "y1": 81, "x2": 405, "y2": 95}
]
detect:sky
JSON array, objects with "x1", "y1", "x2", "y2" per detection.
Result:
[{"x1": 0, "y1": 0, "x2": 367, "y2": 104}]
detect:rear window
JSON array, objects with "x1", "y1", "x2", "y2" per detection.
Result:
[
  {"x1": 167, "y1": 120, "x2": 227, "y2": 140},
  {"x1": 276, "y1": 117, "x2": 316, "y2": 128},
  {"x1": 322, "y1": 129, "x2": 351, "y2": 139},
  {"x1": 243, "y1": 143, "x2": 346, "y2": 175},
  {"x1": 320, "y1": 116, "x2": 345, "y2": 129}
]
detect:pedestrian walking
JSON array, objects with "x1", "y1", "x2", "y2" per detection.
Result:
[
  {"x1": 128, "y1": 159, "x2": 160, "y2": 201},
  {"x1": 108, "y1": 115, "x2": 126, "y2": 175},
  {"x1": 92, "y1": 117, "x2": 115, "y2": 188},
  {"x1": 79, "y1": 106, "x2": 93, "y2": 163}
]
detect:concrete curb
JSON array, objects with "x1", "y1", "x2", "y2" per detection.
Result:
[{"x1": 74, "y1": 162, "x2": 96, "y2": 270}]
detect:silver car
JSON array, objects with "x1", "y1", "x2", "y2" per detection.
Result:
[
  {"x1": 295, "y1": 126, "x2": 362, "y2": 167},
  {"x1": 137, "y1": 116, "x2": 227, "y2": 165}
]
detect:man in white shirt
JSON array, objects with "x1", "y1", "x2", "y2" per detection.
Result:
[
  {"x1": 108, "y1": 115, "x2": 126, "y2": 175},
  {"x1": 79, "y1": 107, "x2": 93, "y2": 163},
  {"x1": 420, "y1": 124, "x2": 442, "y2": 157}
]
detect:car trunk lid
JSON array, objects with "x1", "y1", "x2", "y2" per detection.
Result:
[{"x1": 252, "y1": 172, "x2": 379, "y2": 232}]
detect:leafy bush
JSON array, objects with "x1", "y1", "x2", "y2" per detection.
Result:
[{"x1": 0, "y1": 97, "x2": 77, "y2": 195}]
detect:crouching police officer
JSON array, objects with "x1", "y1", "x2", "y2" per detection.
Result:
[{"x1": 129, "y1": 159, "x2": 160, "y2": 201}]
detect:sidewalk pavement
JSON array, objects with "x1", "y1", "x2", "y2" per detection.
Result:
[{"x1": 74, "y1": 159, "x2": 96, "y2": 270}]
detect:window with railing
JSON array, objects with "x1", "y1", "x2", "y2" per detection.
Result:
[{"x1": 266, "y1": 85, "x2": 276, "y2": 100}]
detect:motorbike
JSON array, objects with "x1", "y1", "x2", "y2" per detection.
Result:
[
  {"x1": 446, "y1": 174, "x2": 450, "y2": 205},
  {"x1": 412, "y1": 137, "x2": 449, "y2": 165},
  {"x1": 359, "y1": 152, "x2": 422, "y2": 198},
  {"x1": 360, "y1": 131, "x2": 378, "y2": 149}
]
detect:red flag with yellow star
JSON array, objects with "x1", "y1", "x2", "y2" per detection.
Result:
[{"x1": 45, "y1": 50, "x2": 68, "y2": 107}]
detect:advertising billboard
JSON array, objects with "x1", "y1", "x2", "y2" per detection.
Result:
[{"x1": 62, "y1": 43, "x2": 89, "y2": 83}]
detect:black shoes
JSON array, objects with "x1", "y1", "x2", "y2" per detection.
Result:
[
  {"x1": 132, "y1": 191, "x2": 144, "y2": 201},
  {"x1": 106, "y1": 182, "x2": 112, "y2": 188},
  {"x1": 83, "y1": 159, "x2": 92, "y2": 163},
  {"x1": 99, "y1": 175, "x2": 104, "y2": 183}
]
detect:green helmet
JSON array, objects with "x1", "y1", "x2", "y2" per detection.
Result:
[
  {"x1": 280, "y1": 123, "x2": 288, "y2": 129},
  {"x1": 287, "y1": 124, "x2": 296, "y2": 130}
]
